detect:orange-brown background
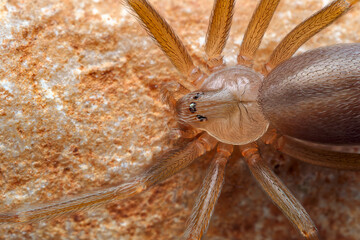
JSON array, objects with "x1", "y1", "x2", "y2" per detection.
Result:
[{"x1": 0, "y1": 0, "x2": 359, "y2": 239}]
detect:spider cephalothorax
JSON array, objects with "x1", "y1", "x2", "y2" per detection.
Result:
[{"x1": 176, "y1": 65, "x2": 268, "y2": 145}]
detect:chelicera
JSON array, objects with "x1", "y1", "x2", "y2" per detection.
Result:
[{"x1": 1, "y1": 0, "x2": 359, "y2": 239}]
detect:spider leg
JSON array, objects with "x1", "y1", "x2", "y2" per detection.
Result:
[
  {"x1": 0, "y1": 133, "x2": 217, "y2": 224},
  {"x1": 125, "y1": 0, "x2": 206, "y2": 90},
  {"x1": 204, "y1": 0, "x2": 235, "y2": 71},
  {"x1": 273, "y1": 136, "x2": 360, "y2": 170},
  {"x1": 241, "y1": 143, "x2": 320, "y2": 240},
  {"x1": 264, "y1": 0, "x2": 359, "y2": 73},
  {"x1": 237, "y1": 0, "x2": 280, "y2": 67},
  {"x1": 183, "y1": 143, "x2": 233, "y2": 240}
]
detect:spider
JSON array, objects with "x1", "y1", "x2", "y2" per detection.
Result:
[{"x1": 0, "y1": 0, "x2": 360, "y2": 239}]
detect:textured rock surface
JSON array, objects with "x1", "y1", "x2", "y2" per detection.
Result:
[{"x1": 0, "y1": 0, "x2": 359, "y2": 239}]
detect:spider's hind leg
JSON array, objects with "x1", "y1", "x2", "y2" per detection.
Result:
[
  {"x1": 273, "y1": 136, "x2": 360, "y2": 170},
  {"x1": 241, "y1": 143, "x2": 320, "y2": 240},
  {"x1": 262, "y1": 129, "x2": 360, "y2": 170}
]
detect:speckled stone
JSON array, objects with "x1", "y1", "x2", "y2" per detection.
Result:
[{"x1": 0, "y1": 0, "x2": 359, "y2": 240}]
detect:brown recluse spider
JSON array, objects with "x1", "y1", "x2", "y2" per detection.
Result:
[{"x1": 1, "y1": 0, "x2": 359, "y2": 239}]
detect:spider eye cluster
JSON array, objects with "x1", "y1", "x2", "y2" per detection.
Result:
[{"x1": 188, "y1": 93, "x2": 208, "y2": 122}]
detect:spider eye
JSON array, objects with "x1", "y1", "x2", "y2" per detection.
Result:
[
  {"x1": 193, "y1": 92, "x2": 204, "y2": 100},
  {"x1": 196, "y1": 115, "x2": 207, "y2": 122},
  {"x1": 189, "y1": 102, "x2": 197, "y2": 113}
]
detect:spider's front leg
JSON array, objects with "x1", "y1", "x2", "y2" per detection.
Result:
[
  {"x1": 240, "y1": 143, "x2": 319, "y2": 240},
  {"x1": 125, "y1": 0, "x2": 206, "y2": 90},
  {"x1": 0, "y1": 133, "x2": 217, "y2": 224}
]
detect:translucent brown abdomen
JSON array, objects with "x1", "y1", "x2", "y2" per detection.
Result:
[{"x1": 259, "y1": 44, "x2": 360, "y2": 145}]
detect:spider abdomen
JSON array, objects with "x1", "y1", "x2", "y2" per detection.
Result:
[{"x1": 259, "y1": 43, "x2": 360, "y2": 145}]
